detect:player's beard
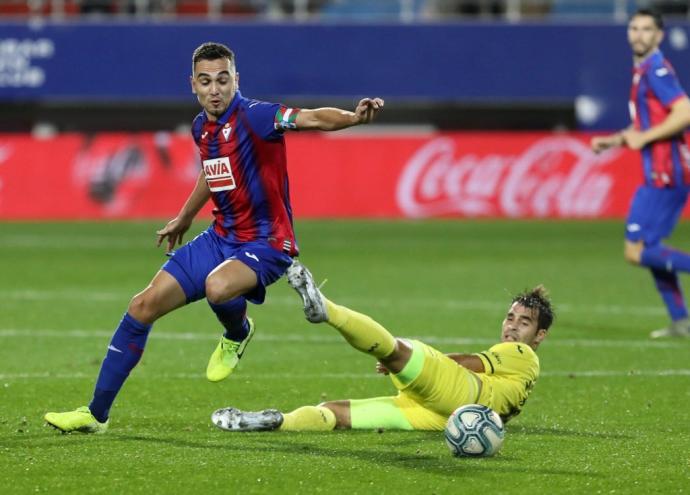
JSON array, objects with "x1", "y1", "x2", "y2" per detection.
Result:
[
  {"x1": 206, "y1": 98, "x2": 227, "y2": 118},
  {"x1": 634, "y1": 46, "x2": 651, "y2": 58},
  {"x1": 631, "y1": 40, "x2": 656, "y2": 60}
]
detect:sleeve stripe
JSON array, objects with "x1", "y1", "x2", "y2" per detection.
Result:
[
  {"x1": 480, "y1": 352, "x2": 494, "y2": 374},
  {"x1": 668, "y1": 93, "x2": 687, "y2": 106}
]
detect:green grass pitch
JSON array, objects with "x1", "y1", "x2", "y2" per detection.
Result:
[{"x1": 1, "y1": 220, "x2": 688, "y2": 494}]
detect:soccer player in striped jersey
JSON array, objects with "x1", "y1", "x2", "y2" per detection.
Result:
[
  {"x1": 211, "y1": 261, "x2": 553, "y2": 432},
  {"x1": 591, "y1": 9, "x2": 690, "y2": 339},
  {"x1": 44, "y1": 42, "x2": 384, "y2": 433}
]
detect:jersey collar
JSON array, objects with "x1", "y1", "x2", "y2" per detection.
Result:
[
  {"x1": 635, "y1": 49, "x2": 663, "y2": 71},
  {"x1": 202, "y1": 90, "x2": 244, "y2": 127},
  {"x1": 217, "y1": 90, "x2": 243, "y2": 126}
]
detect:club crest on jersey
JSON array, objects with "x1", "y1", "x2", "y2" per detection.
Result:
[
  {"x1": 203, "y1": 156, "x2": 236, "y2": 192},
  {"x1": 222, "y1": 125, "x2": 232, "y2": 141}
]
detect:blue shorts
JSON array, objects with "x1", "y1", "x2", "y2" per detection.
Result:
[
  {"x1": 625, "y1": 185, "x2": 689, "y2": 245},
  {"x1": 162, "y1": 228, "x2": 293, "y2": 304}
]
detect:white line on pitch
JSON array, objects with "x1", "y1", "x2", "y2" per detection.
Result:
[
  {"x1": 1, "y1": 369, "x2": 689, "y2": 381},
  {"x1": 0, "y1": 290, "x2": 669, "y2": 317},
  {"x1": 0, "y1": 328, "x2": 685, "y2": 349}
]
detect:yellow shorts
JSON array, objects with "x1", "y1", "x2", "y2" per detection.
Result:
[
  {"x1": 392, "y1": 340, "x2": 482, "y2": 431},
  {"x1": 348, "y1": 340, "x2": 483, "y2": 431}
]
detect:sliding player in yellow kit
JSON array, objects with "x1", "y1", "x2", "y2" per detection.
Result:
[{"x1": 212, "y1": 261, "x2": 554, "y2": 432}]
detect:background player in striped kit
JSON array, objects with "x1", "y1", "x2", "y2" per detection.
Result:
[
  {"x1": 591, "y1": 9, "x2": 690, "y2": 338},
  {"x1": 44, "y1": 42, "x2": 384, "y2": 433}
]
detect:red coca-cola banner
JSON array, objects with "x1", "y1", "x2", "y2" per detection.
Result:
[{"x1": 0, "y1": 131, "x2": 678, "y2": 220}]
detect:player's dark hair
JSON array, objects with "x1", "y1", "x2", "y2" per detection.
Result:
[
  {"x1": 632, "y1": 8, "x2": 664, "y2": 30},
  {"x1": 192, "y1": 42, "x2": 235, "y2": 71},
  {"x1": 512, "y1": 285, "x2": 554, "y2": 331}
]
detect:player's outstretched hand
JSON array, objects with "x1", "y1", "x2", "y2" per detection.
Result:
[
  {"x1": 590, "y1": 134, "x2": 624, "y2": 154},
  {"x1": 376, "y1": 362, "x2": 390, "y2": 375},
  {"x1": 354, "y1": 98, "x2": 384, "y2": 124},
  {"x1": 156, "y1": 217, "x2": 191, "y2": 253}
]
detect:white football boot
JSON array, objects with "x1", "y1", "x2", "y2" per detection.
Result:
[
  {"x1": 211, "y1": 407, "x2": 283, "y2": 432},
  {"x1": 650, "y1": 318, "x2": 690, "y2": 339},
  {"x1": 286, "y1": 261, "x2": 328, "y2": 323}
]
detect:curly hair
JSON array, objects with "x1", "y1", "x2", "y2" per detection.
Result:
[{"x1": 512, "y1": 285, "x2": 554, "y2": 331}]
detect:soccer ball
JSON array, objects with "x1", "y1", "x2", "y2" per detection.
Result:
[{"x1": 445, "y1": 404, "x2": 505, "y2": 457}]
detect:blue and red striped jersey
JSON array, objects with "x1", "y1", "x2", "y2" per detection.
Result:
[
  {"x1": 191, "y1": 91, "x2": 300, "y2": 256},
  {"x1": 629, "y1": 50, "x2": 690, "y2": 187}
]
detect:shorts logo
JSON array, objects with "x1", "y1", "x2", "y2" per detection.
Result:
[
  {"x1": 627, "y1": 223, "x2": 641, "y2": 233},
  {"x1": 203, "y1": 156, "x2": 236, "y2": 192},
  {"x1": 244, "y1": 252, "x2": 259, "y2": 262}
]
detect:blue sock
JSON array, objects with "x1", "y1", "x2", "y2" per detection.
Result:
[
  {"x1": 89, "y1": 313, "x2": 151, "y2": 423},
  {"x1": 650, "y1": 268, "x2": 688, "y2": 321},
  {"x1": 209, "y1": 297, "x2": 249, "y2": 341},
  {"x1": 641, "y1": 244, "x2": 690, "y2": 273}
]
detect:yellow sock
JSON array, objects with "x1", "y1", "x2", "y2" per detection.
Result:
[
  {"x1": 324, "y1": 299, "x2": 396, "y2": 359},
  {"x1": 279, "y1": 406, "x2": 336, "y2": 431}
]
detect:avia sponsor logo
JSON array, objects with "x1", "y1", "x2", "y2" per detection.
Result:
[
  {"x1": 203, "y1": 156, "x2": 236, "y2": 192},
  {"x1": 396, "y1": 136, "x2": 619, "y2": 218}
]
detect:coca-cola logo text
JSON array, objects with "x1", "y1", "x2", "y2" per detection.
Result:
[{"x1": 396, "y1": 136, "x2": 621, "y2": 218}]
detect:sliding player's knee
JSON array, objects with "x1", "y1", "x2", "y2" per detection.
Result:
[{"x1": 378, "y1": 338, "x2": 413, "y2": 374}]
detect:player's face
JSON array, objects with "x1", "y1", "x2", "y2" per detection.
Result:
[
  {"x1": 627, "y1": 15, "x2": 663, "y2": 60},
  {"x1": 191, "y1": 58, "x2": 239, "y2": 121},
  {"x1": 501, "y1": 303, "x2": 547, "y2": 349}
]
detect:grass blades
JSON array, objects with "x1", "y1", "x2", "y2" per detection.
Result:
[{"x1": 1, "y1": 219, "x2": 689, "y2": 494}]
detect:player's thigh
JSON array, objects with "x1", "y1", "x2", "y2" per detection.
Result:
[
  {"x1": 213, "y1": 241, "x2": 293, "y2": 304},
  {"x1": 397, "y1": 341, "x2": 481, "y2": 419},
  {"x1": 348, "y1": 396, "x2": 415, "y2": 430},
  {"x1": 129, "y1": 270, "x2": 187, "y2": 322},
  {"x1": 205, "y1": 259, "x2": 258, "y2": 303},
  {"x1": 162, "y1": 230, "x2": 224, "y2": 303},
  {"x1": 626, "y1": 186, "x2": 688, "y2": 245},
  {"x1": 393, "y1": 393, "x2": 447, "y2": 431}
]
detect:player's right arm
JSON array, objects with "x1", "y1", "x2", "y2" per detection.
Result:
[
  {"x1": 621, "y1": 97, "x2": 690, "y2": 150},
  {"x1": 376, "y1": 353, "x2": 485, "y2": 375},
  {"x1": 446, "y1": 353, "x2": 485, "y2": 373},
  {"x1": 590, "y1": 127, "x2": 630, "y2": 154},
  {"x1": 156, "y1": 170, "x2": 211, "y2": 252},
  {"x1": 618, "y1": 63, "x2": 690, "y2": 150}
]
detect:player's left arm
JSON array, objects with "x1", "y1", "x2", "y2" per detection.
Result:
[
  {"x1": 446, "y1": 353, "x2": 486, "y2": 373},
  {"x1": 295, "y1": 98, "x2": 384, "y2": 131},
  {"x1": 622, "y1": 96, "x2": 690, "y2": 150},
  {"x1": 375, "y1": 352, "x2": 484, "y2": 375}
]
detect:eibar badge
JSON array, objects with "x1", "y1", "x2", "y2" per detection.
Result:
[{"x1": 222, "y1": 125, "x2": 232, "y2": 141}]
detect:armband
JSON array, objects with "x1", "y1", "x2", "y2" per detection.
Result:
[{"x1": 274, "y1": 107, "x2": 300, "y2": 130}]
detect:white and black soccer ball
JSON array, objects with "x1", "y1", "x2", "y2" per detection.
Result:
[{"x1": 445, "y1": 404, "x2": 505, "y2": 457}]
